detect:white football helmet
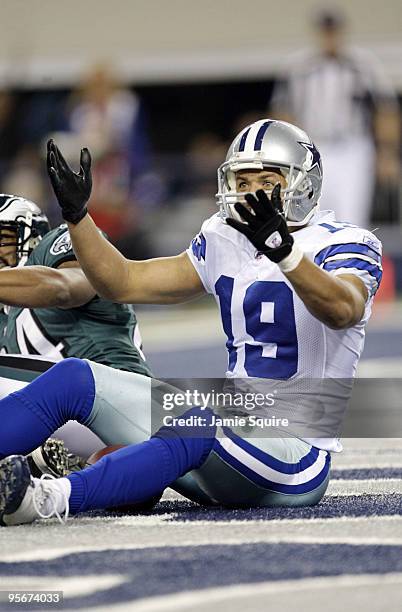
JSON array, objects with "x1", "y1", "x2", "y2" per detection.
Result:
[
  {"x1": 216, "y1": 119, "x2": 323, "y2": 227},
  {"x1": 0, "y1": 195, "x2": 50, "y2": 267}
]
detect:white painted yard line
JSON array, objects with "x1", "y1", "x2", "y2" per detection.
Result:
[
  {"x1": 3, "y1": 515, "x2": 402, "y2": 563},
  {"x1": 0, "y1": 575, "x2": 126, "y2": 599},
  {"x1": 327, "y1": 478, "x2": 402, "y2": 495},
  {"x1": 332, "y1": 460, "x2": 402, "y2": 469},
  {"x1": 85, "y1": 573, "x2": 402, "y2": 612},
  {"x1": 332, "y1": 439, "x2": 402, "y2": 469}
]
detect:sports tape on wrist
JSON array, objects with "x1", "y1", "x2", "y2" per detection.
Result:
[{"x1": 278, "y1": 243, "x2": 304, "y2": 273}]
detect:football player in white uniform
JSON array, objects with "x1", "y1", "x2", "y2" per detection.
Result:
[{"x1": 0, "y1": 121, "x2": 382, "y2": 525}]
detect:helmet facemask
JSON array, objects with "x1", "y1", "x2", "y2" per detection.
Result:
[
  {"x1": 0, "y1": 195, "x2": 50, "y2": 267},
  {"x1": 0, "y1": 214, "x2": 33, "y2": 267},
  {"x1": 216, "y1": 119, "x2": 323, "y2": 228},
  {"x1": 0, "y1": 221, "x2": 19, "y2": 268},
  {"x1": 217, "y1": 158, "x2": 319, "y2": 227}
]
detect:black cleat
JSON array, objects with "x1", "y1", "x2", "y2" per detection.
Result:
[
  {"x1": 0, "y1": 455, "x2": 32, "y2": 526},
  {"x1": 27, "y1": 438, "x2": 85, "y2": 478},
  {"x1": 0, "y1": 455, "x2": 69, "y2": 526}
]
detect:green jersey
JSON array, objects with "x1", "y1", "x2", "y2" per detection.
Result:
[
  {"x1": 0, "y1": 306, "x2": 7, "y2": 341},
  {"x1": 0, "y1": 225, "x2": 151, "y2": 376}
]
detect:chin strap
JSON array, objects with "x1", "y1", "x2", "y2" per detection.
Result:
[{"x1": 277, "y1": 243, "x2": 304, "y2": 273}]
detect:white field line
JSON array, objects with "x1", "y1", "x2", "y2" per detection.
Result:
[
  {"x1": 327, "y1": 478, "x2": 402, "y2": 495},
  {"x1": 2, "y1": 515, "x2": 402, "y2": 563},
  {"x1": 85, "y1": 573, "x2": 402, "y2": 612},
  {"x1": 0, "y1": 575, "x2": 126, "y2": 599}
]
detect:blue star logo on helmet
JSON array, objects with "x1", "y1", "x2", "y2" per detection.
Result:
[{"x1": 298, "y1": 141, "x2": 322, "y2": 176}]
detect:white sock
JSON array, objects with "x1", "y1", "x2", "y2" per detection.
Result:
[
  {"x1": 36, "y1": 477, "x2": 71, "y2": 516},
  {"x1": 58, "y1": 477, "x2": 72, "y2": 505}
]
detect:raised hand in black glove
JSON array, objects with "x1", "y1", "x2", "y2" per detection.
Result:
[
  {"x1": 47, "y1": 139, "x2": 92, "y2": 225},
  {"x1": 226, "y1": 184, "x2": 294, "y2": 264}
]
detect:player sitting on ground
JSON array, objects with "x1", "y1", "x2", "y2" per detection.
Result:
[
  {"x1": 0, "y1": 195, "x2": 149, "y2": 376},
  {"x1": 0, "y1": 120, "x2": 382, "y2": 524},
  {"x1": 0, "y1": 194, "x2": 151, "y2": 477}
]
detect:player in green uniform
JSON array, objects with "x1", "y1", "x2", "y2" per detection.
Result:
[
  {"x1": 0, "y1": 193, "x2": 209, "y2": 506},
  {"x1": 2, "y1": 223, "x2": 149, "y2": 375},
  {"x1": 0, "y1": 194, "x2": 211, "y2": 506},
  {"x1": 0, "y1": 197, "x2": 150, "y2": 377},
  {"x1": 0, "y1": 308, "x2": 7, "y2": 340},
  {"x1": 0, "y1": 194, "x2": 151, "y2": 474}
]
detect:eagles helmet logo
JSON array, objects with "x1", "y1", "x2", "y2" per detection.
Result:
[{"x1": 50, "y1": 231, "x2": 72, "y2": 256}]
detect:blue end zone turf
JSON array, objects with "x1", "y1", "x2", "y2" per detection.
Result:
[{"x1": 128, "y1": 493, "x2": 402, "y2": 521}]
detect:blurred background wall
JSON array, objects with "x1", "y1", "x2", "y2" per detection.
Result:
[
  {"x1": 0, "y1": 0, "x2": 401, "y2": 295},
  {"x1": 1, "y1": 0, "x2": 402, "y2": 86}
]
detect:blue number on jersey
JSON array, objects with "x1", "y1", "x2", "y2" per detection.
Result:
[
  {"x1": 215, "y1": 276, "x2": 237, "y2": 371},
  {"x1": 215, "y1": 277, "x2": 298, "y2": 379},
  {"x1": 319, "y1": 222, "x2": 357, "y2": 234}
]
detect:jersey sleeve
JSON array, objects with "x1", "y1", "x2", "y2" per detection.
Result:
[
  {"x1": 314, "y1": 230, "x2": 383, "y2": 298},
  {"x1": 186, "y1": 218, "x2": 214, "y2": 294}
]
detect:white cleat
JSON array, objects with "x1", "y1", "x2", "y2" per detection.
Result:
[{"x1": 0, "y1": 455, "x2": 69, "y2": 526}]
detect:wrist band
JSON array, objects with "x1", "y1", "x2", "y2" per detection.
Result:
[{"x1": 278, "y1": 243, "x2": 304, "y2": 273}]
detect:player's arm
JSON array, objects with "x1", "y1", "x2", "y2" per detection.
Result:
[
  {"x1": 283, "y1": 260, "x2": 367, "y2": 329},
  {"x1": 57, "y1": 215, "x2": 204, "y2": 303},
  {"x1": 226, "y1": 187, "x2": 368, "y2": 330},
  {"x1": 46, "y1": 140, "x2": 205, "y2": 304},
  {"x1": 0, "y1": 261, "x2": 96, "y2": 309}
]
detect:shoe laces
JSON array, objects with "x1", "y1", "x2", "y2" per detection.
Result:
[{"x1": 32, "y1": 474, "x2": 70, "y2": 524}]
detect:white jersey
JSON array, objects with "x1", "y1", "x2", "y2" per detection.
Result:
[{"x1": 187, "y1": 209, "x2": 382, "y2": 452}]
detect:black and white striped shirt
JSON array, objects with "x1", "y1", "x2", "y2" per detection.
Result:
[{"x1": 271, "y1": 47, "x2": 397, "y2": 143}]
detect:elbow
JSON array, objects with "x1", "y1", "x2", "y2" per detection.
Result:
[
  {"x1": 323, "y1": 300, "x2": 361, "y2": 330},
  {"x1": 90, "y1": 260, "x2": 131, "y2": 303},
  {"x1": 50, "y1": 278, "x2": 72, "y2": 308},
  {"x1": 93, "y1": 284, "x2": 123, "y2": 303},
  {"x1": 41, "y1": 270, "x2": 72, "y2": 307}
]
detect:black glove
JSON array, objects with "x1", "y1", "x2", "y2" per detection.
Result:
[
  {"x1": 47, "y1": 139, "x2": 92, "y2": 225},
  {"x1": 226, "y1": 185, "x2": 294, "y2": 263}
]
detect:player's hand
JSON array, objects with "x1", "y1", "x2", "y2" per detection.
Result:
[
  {"x1": 47, "y1": 139, "x2": 92, "y2": 225},
  {"x1": 226, "y1": 185, "x2": 294, "y2": 263}
]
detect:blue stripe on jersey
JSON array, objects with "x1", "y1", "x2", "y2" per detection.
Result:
[
  {"x1": 238, "y1": 127, "x2": 251, "y2": 152},
  {"x1": 221, "y1": 426, "x2": 319, "y2": 474},
  {"x1": 315, "y1": 243, "x2": 381, "y2": 267},
  {"x1": 323, "y1": 258, "x2": 382, "y2": 284},
  {"x1": 213, "y1": 440, "x2": 331, "y2": 494},
  {"x1": 254, "y1": 120, "x2": 274, "y2": 151}
]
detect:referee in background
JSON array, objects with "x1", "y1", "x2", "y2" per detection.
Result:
[{"x1": 270, "y1": 8, "x2": 400, "y2": 228}]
